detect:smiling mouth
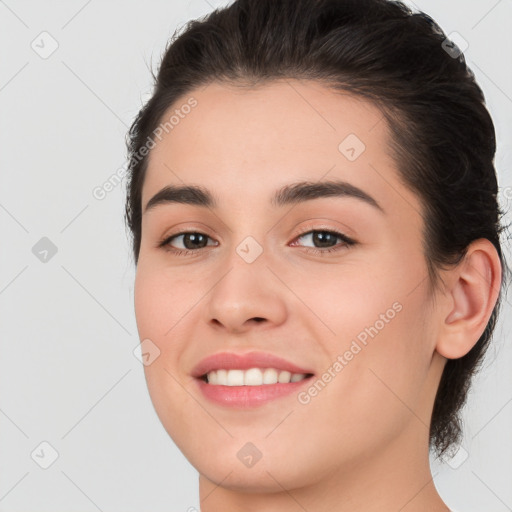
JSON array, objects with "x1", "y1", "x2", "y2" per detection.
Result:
[{"x1": 199, "y1": 367, "x2": 315, "y2": 386}]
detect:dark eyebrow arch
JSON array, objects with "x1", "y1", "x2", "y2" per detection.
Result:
[{"x1": 143, "y1": 179, "x2": 384, "y2": 214}]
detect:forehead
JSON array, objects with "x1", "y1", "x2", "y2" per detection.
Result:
[{"x1": 141, "y1": 79, "x2": 422, "y2": 219}]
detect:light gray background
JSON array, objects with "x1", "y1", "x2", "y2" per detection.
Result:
[{"x1": 1, "y1": 1, "x2": 511, "y2": 511}]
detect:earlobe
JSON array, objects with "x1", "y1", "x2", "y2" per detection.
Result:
[{"x1": 436, "y1": 239, "x2": 502, "y2": 360}]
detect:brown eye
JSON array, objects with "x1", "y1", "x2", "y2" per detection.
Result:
[
  {"x1": 158, "y1": 231, "x2": 218, "y2": 256},
  {"x1": 290, "y1": 229, "x2": 356, "y2": 255}
]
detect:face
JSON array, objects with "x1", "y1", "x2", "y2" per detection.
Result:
[{"x1": 134, "y1": 80, "x2": 445, "y2": 492}]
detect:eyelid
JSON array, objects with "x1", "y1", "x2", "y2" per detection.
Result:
[
  {"x1": 159, "y1": 222, "x2": 219, "y2": 242},
  {"x1": 159, "y1": 220, "x2": 355, "y2": 245},
  {"x1": 289, "y1": 218, "x2": 356, "y2": 242}
]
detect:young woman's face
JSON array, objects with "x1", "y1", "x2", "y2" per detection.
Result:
[{"x1": 134, "y1": 80, "x2": 447, "y2": 492}]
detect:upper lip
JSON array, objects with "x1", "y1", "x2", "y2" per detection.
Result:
[{"x1": 191, "y1": 351, "x2": 315, "y2": 378}]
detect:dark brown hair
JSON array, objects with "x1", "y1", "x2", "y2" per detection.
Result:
[{"x1": 124, "y1": 0, "x2": 509, "y2": 459}]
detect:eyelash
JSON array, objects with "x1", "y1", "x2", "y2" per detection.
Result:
[{"x1": 157, "y1": 228, "x2": 356, "y2": 257}]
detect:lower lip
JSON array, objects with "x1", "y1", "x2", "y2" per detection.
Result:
[{"x1": 195, "y1": 377, "x2": 313, "y2": 408}]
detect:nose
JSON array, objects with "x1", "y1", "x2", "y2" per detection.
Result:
[{"x1": 202, "y1": 254, "x2": 287, "y2": 335}]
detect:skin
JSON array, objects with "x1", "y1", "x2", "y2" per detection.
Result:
[{"x1": 133, "y1": 79, "x2": 501, "y2": 511}]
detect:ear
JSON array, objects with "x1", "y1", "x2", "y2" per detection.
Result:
[{"x1": 435, "y1": 238, "x2": 502, "y2": 360}]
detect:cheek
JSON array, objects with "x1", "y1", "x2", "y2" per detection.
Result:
[
  {"x1": 294, "y1": 254, "x2": 432, "y2": 418},
  {"x1": 287, "y1": 259, "x2": 397, "y2": 340},
  {"x1": 134, "y1": 267, "x2": 179, "y2": 393},
  {"x1": 134, "y1": 262, "x2": 197, "y2": 341},
  {"x1": 134, "y1": 267, "x2": 193, "y2": 443},
  {"x1": 134, "y1": 269, "x2": 199, "y2": 374},
  {"x1": 334, "y1": 288, "x2": 433, "y2": 437},
  {"x1": 296, "y1": 304, "x2": 432, "y2": 468},
  {"x1": 134, "y1": 269, "x2": 165, "y2": 338}
]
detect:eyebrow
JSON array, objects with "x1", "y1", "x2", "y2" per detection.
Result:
[{"x1": 143, "y1": 179, "x2": 384, "y2": 214}]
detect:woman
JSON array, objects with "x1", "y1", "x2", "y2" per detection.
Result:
[{"x1": 124, "y1": 0, "x2": 508, "y2": 510}]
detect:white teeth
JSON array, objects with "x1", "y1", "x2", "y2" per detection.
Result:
[
  {"x1": 244, "y1": 368, "x2": 263, "y2": 386},
  {"x1": 227, "y1": 369, "x2": 244, "y2": 386},
  {"x1": 262, "y1": 368, "x2": 278, "y2": 384},
  {"x1": 206, "y1": 367, "x2": 309, "y2": 386},
  {"x1": 278, "y1": 370, "x2": 291, "y2": 383}
]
